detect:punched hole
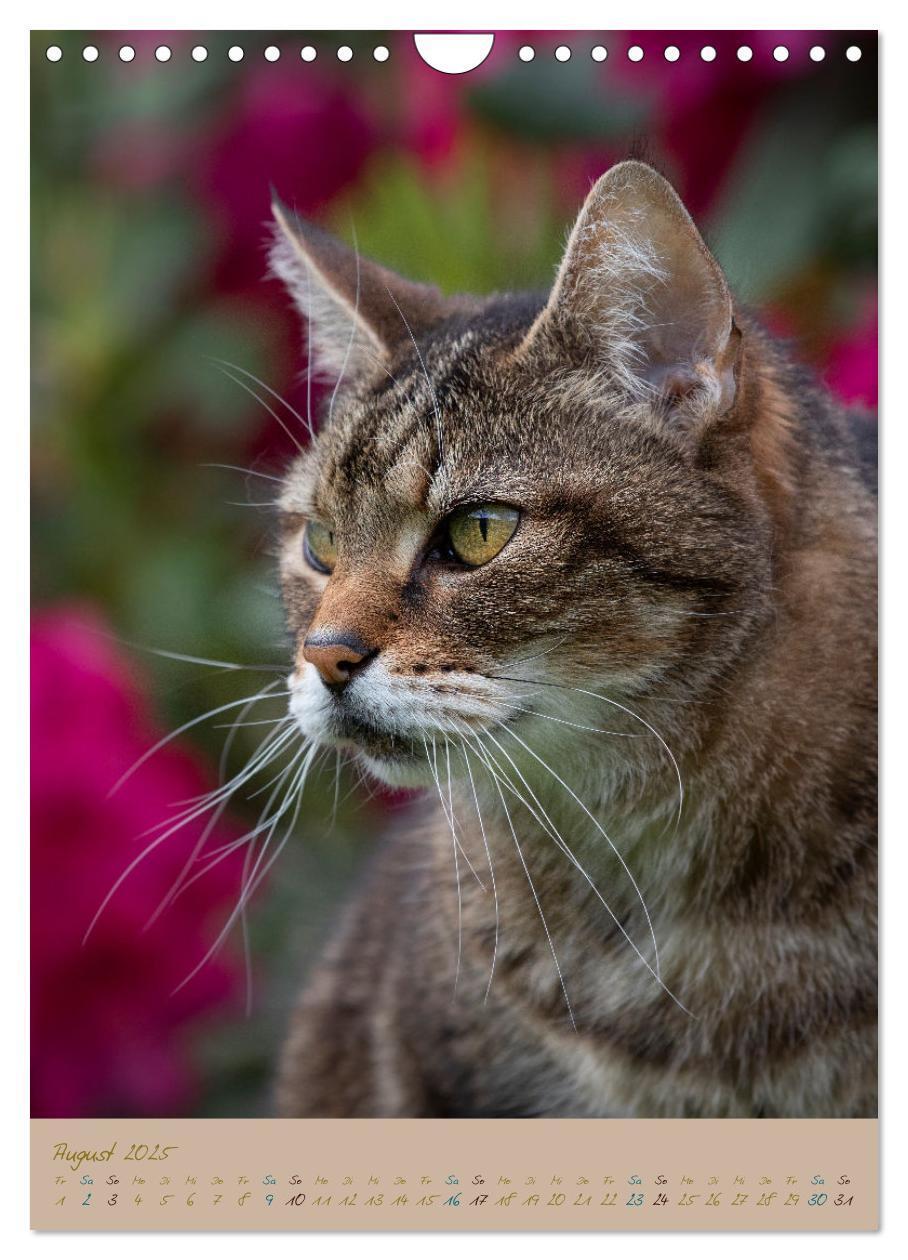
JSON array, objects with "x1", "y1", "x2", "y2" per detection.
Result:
[{"x1": 413, "y1": 33, "x2": 494, "y2": 74}]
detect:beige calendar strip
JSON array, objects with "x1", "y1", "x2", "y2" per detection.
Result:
[{"x1": 31, "y1": 1117, "x2": 878, "y2": 1231}]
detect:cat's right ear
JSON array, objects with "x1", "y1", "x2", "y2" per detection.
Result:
[{"x1": 269, "y1": 199, "x2": 454, "y2": 383}]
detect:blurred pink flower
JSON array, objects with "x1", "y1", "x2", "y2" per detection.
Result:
[
  {"x1": 31, "y1": 609, "x2": 246, "y2": 1117},
  {"x1": 825, "y1": 301, "x2": 878, "y2": 408},
  {"x1": 194, "y1": 63, "x2": 375, "y2": 292}
]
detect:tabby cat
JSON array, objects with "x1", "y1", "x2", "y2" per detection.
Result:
[{"x1": 268, "y1": 161, "x2": 877, "y2": 1118}]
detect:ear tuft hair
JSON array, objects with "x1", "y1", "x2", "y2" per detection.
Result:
[
  {"x1": 269, "y1": 199, "x2": 467, "y2": 388},
  {"x1": 522, "y1": 161, "x2": 739, "y2": 418},
  {"x1": 269, "y1": 202, "x2": 384, "y2": 383}
]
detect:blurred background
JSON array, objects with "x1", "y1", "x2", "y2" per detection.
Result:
[{"x1": 31, "y1": 30, "x2": 877, "y2": 1117}]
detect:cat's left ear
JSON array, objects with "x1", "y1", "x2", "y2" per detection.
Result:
[
  {"x1": 522, "y1": 161, "x2": 740, "y2": 416},
  {"x1": 270, "y1": 198, "x2": 459, "y2": 383}
]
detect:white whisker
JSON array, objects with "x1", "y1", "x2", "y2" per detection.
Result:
[
  {"x1": 491, "y1": 726, "x2": 694, "y2": 1017},
  {"x1": 425, "y1": 736, "x2": 463, "y2": 1003},
  {"x1": 149, "y1": 721, "x2": 297, "y2": 819},
  {"x1": 485, "y1": 728, "x2": 700, "y2": 1020},
  {"x1": 507, "y1": 704, "x2": 639, "y2": 738},
  {"x1": 199, "y1": 462, "x2": 283, "y2": 483},
  {"x1": 107, "y1": 688, "x2": 290, "y2": 798},
  {"x1": 209, "y1": 357, "x2": 315, "y2": 442},
  {"x1": 492, "y1": 725, "x2": 662, "y2": 980},
  {"x1": 89, "y1": 705, "x2": 294, "y2": 938},
  {"x1": 171, "y1": 742, "x2": 319, "y2": 994},
  {"x1": 491, "y1": 673, "x2": 684, "y2": 826},
  {"x1": 328, "y1": 221, "x2": 363, "y2": 429},
  {"x1": 213, "y1": 362, "x2": 306, "y2": 455},
  {"x1": 144, "y1": 686, "x2": 289, "y2": 929},
  {"x1": 457, "y1": 734, "x2": 499, "y2": 1003},
  {"x1": 474, "y1": 739, "x2": 576, "y2": 1032}
]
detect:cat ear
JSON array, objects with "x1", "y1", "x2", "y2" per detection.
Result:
[
  {"x1": 270, "y1": 198, "x2": 454, "y2": 382},
  {"x1": 524, "y1": 161, "x2": 739, "y2": 415}
]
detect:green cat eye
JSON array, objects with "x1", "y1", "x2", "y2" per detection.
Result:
[
  {"x1": 303, "y1": 520, "x2": 337, "y2": 574},
  {"x1": 446, "y1": 503, "x2": 520, "y2": 567}
]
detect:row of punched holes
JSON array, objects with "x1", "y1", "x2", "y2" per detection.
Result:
[{"x1": 45, "y1": 42, "x2": 864, "y2": 65}]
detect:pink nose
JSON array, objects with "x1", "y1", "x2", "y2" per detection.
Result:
[{"x1": 302, "y1": 636, "x2": 371, "y2": 689}]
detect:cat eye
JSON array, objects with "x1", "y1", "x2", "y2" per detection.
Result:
[
  {"x1": 303, "y1": 519, "x2": 337, "y2": 574},
  {"x1": 444, "y1": 503, "x2": 520, "y2": 567}
]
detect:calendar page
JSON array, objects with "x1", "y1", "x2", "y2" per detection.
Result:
[
  {"x1": 32, "y1": 1118, "x2": 876, "y2": 1229},
  {"x1": 30, "y1": 27, "x2": 878, "y2": 1236}
]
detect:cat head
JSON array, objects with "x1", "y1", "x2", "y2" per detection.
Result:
[{"x1": 270, "y1": 161, "x2": 776, "y2": 791}]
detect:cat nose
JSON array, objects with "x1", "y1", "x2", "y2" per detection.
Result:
[{"x1": 302, "y1": 633, "x2": 374, "y2": 690}]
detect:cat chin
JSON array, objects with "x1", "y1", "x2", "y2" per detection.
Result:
[{"x1": 357, "y1": 750, "x2": 439, "y2": 790}]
